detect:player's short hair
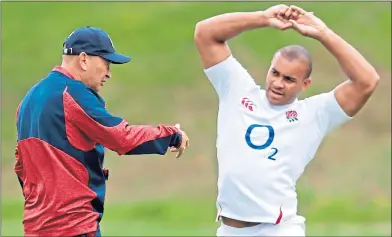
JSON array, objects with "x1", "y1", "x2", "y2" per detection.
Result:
[{"x1": 274, "y1": 45, "x2": 312, "y2": 79}]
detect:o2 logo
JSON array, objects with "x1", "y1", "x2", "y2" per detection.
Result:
[{"x1": 245, "y1": 124, "x2": 279, "y2": 161}]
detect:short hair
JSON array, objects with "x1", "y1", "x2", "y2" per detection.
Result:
[{"x1": 273, "y1": 45, "x2": 312, "y2": 79}]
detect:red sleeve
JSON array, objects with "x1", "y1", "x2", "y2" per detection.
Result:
[{"x1": 63, "y1": 86, "x2": 182, "y2": 155}]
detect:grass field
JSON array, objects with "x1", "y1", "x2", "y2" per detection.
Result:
[
  {"x1": 1, "y1": 1, "x2": 391, "y2": 236},
  {"x1": 2, "y1": 198, "x2": 391, "y2": 236}
]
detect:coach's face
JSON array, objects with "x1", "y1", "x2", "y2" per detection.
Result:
[
  {"x1": 79, "y1": 53, "x2": 111, "y2": 92},
  {"x1": 265, "y1": 54, "x2": 311, "y2": 105}
]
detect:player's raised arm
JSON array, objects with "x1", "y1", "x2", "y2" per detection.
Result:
[
  {"x1": 194, "y1": 5, "x2": 297, "y2": 101},
  {"x1": 194, "y1": 5, "x2": 293, "y2": 69},
  {"x1": 289, "y1": 6, "x2": 380, "y2": 117},
  {"x1": 64, "y1": 85, "x2": 189, "y2": 158}
]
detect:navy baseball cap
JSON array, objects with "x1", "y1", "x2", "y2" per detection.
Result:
[{"x1": 62, "y1": 26, "x2": 131, "y2": 64}]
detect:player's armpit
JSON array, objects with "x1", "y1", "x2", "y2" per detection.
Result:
[
  {"x1": 334, "y1": 79, "x2": 379, "y2": 117},
  {"x1": 63, "y1": 86, "x2": 182, "y2": 155},
  {"x1": 305, "y1": 90, "x2": 351, "y2": 136}
]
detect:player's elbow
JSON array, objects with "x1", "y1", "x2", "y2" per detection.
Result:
[
  {"x1": 194, "y1": 21, "x2": 207, "y2": 43},
  {"x1": 194, "y1": 20, "x2": 216, "y2": 44},
  {"x1": 371, "y1": 72, "x2": 380, "y2": 88},
  {"x1": 363, "y1": 71, "x2": 380, "y2": 94},
  {"x1": 194, "y1": 21, "x2": 225, "y2": 51}
]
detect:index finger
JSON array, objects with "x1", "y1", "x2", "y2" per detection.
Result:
[
  {"x1": 284, "y1": 7, "x2": 294, "y2": 19},
  {"x1": 176, "y1": 148, "x2": 183, "y2": 158},
  {"x1": 290, "y1": 5, "x2": 307, "y2": 15},
  {"x1": 277, "y1": 5, "x2": 289, "y2": 16}
]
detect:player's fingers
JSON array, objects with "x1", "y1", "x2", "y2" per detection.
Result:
[
  {"x1": 277, "y1": 4, "x2": 289, "y2": 9},
  {"x1": 289, "y1": 19, "x2": 301, "y2": 31},
  {"x1": 280, "y1": 22, "x2": 293, "y2": 30},
  {"x1": 291, "y1": 11, "x2": 299, "y2": 20},
  {"x1": 278, "y1": 6, "x2": 289, "y2": 16},
  {"x1": 276, "y1": 14, "x2": 288, "y2": 23},
  {"x1": 284, "y1": 7, "x2": 293, "y2": 19},
  {"x1": 290, "y1": 5, "x2": 307, "y2": 15},
  {"x1": 175, "y1": 123, "x2": 181, "y2": 129}
]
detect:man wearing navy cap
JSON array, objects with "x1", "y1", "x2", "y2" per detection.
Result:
[{"x1": 14, "y1": 26, "x2": 190, "y2": 237}]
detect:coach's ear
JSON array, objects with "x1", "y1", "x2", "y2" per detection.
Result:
[
  {"x1": 78, "y1": 52, "x2": 88, "y2": 71},
  {"x1": 301, "y1": 77, "x2": 312, "y2": 91}
]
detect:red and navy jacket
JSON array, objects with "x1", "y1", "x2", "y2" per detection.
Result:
[{"x1": 14, "y1": 66, "x2": 182, "y2": 236}]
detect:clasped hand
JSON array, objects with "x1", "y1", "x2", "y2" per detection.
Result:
[{"x1": 265, "y1": 4, "x2": 329, "y2": 39}]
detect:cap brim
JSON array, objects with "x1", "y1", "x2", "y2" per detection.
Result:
[{"x1": 101, "y1": 52, "x2": 131, "y2": 64}]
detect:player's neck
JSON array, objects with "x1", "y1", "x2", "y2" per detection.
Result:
[
  {"x1": 59, "y1": 63, "x2": 82, "y2": 81},
  {"x1": 268, "y1": 97, "x2": 298, "y2": 109}
]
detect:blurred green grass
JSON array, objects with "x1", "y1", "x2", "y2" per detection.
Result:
[
  {"x1": 2, "y1": 197, "x2": 391, "y2": 236},
  {"x1": 1, "y1": 1, "x2": 391, "y2": 236}
]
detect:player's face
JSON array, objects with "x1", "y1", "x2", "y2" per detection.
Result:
[
  {"x1": 265, "y1": 54, "x2": 311, "y2": 105},
  {"x1": 79, "y1": 54, "x2": 111, "y2": 92}
]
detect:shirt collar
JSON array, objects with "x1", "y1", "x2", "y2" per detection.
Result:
[{"x1": 52, "y1": 66, "x2": 76, "y2": 80}]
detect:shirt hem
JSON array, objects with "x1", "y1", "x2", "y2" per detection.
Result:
[
  {"x1": 25, "y1": 222, "x2": 98, "y2": 237},
  {"x1": 217, "y1": 210, "x2": 283, "y2": 224}
]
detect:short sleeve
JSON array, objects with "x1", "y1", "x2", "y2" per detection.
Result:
[
  {"x1": 305, "y1": 90, "x2": 352, "y2": 136},
  {"x1": 203, "y1": 55, "x2": 258, "y2": 101}
]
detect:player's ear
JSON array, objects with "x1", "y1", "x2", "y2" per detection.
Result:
[
  {"x1": 78, "y1": 52, "x2": 88, "y2": 71},
  {"x1": 301, "y1": 77, "x2": 312, "y2": 91}
]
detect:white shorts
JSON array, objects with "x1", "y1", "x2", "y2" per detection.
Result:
[{"x1": 216, "y1": 215, "x2": 306, "y2": 237}]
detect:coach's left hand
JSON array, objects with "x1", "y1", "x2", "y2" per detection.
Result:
[
  {"x1": 170, "y1": 124, "x2": 190, "y2": 159},
  {"x1": 285, "y1": 5, "x2": 329, "y2": 40}
]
